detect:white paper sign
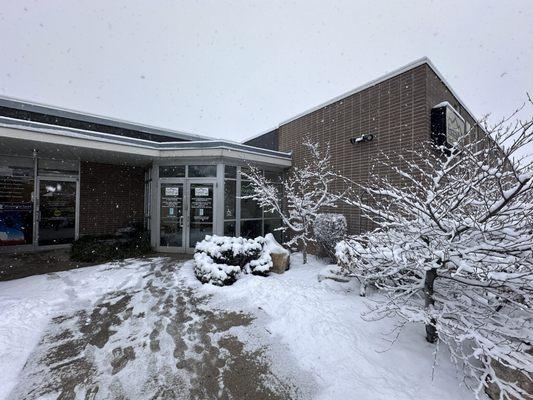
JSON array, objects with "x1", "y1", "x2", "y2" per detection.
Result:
[
  {"x1": 195, "y1": 187, "x2": 209, "y2": 196},
  {"x1": 165, "y1": 187, "x2": 180, "y2": 196}
]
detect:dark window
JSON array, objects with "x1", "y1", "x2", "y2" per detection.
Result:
[
  {"x1": 188, "y1": 165, "x2": 217, "y2": 177},
  {"x1": 241, "y1": 219, "x2": 262, "y2": 239},
  {"x1": 264, "y1": 170, "x2": 282, "y2": 183},
  {"x1": 224, "y1": 221, "x2": 236, "y2": 236},
  {"x1": 0, "y1": 106, "x2": 185, "y2": 142},
  {"x1": 159, "y1": 165, "x2": 185, "y2": 178},
  {"x1": 264, "y1": 218, "x2": 283, "y2": 243},
  {"x1": 225, "y1": 165, "x2": 237, "y2": 179},
  {"x1": 224, "y1": 180, "x2": 236, "y2": 219},
  {"x1": 241, "y1": 181, "x2": 262, "y2": 219}
]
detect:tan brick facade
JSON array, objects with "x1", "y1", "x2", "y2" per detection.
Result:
[{"x1": 277, "y1": 64, "x2": 479, "y2": 234}]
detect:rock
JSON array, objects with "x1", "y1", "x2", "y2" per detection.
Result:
[
  {"x1": 485, "y1": 348, "x2": 533, "y2": 400},
  {"x1": 270, "y1": 252, "x2": 290, "y2": 274},
  {"x1": 264, "y1": 234, "x2": 290, "y2": 274}
]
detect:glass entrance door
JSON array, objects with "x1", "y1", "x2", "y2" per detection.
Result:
[
  {"x1": 158, "y1": 180, "x2": 216, "y2": 252},
  {"x1": 160, "y1": 182, "x2": 185, "y2": 248},
  {"x1": 188, "y1": 183, "x2": 214, "y2": 249},
  {"x1": 38, "y1": 179, "x2": 77, "y2": 246}
]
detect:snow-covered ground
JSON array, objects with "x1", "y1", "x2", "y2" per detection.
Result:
[
  {"x1": 0, "y1": 254, "x2": 475, "y2": 399},
  {"x1": 178, "y1": 253, "x2": 475, "y2": 400},
  {"x1": 0, "y1": 260, "x2": 148, "y2": 400}
]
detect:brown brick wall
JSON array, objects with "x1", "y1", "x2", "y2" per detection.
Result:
[
  {"x1": 79, "y1": 161, "x2": 145, "y2": 236},
  {"x1": 278, "y1": 63, "x2": 481, "y2": 235}
]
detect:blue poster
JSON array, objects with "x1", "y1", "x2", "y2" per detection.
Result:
[{"x1": 0, "y1": 203, "x2": 33, "y2": 246}]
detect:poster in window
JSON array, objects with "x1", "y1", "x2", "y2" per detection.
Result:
[
  {"x1": 165, "y1": 187, "x2": 180, "y2": 196},
  {"x1": 194, "y1": 187, "x2": 209, "y2": 197}
]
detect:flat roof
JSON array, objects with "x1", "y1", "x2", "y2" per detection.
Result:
[
  {"x1": 242, "y1": 57, "x2": 480, "y2": 143},
  {"x1": 0, "y1": 95, "x2": 212, "y2": 142},
  {"x1": 0, "y1": 117, "x2": 292, "y2": 162}
]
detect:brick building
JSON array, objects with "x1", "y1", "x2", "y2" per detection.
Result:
[
  {"x1": 245, "y1": 57, "x2": 483, "y2": 234},
  {"x1": 1, "y1": 57, "x2": 484, "y2": 254}
]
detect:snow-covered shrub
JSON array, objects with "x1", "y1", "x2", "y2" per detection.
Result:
[
  {"x1": 193, "y1": 251, "x2": 241, "y2": 286},
  {"x1": 195, "y1": 235, "x2": 262, "y2": 266},
  {"x1": 314, "y1": 213, "x2": 346, "y2": 260},
  {"x1": 194, "y1": 235, "x2": 273, "y2": 285},
  {"x1": 247, "y1": 252, "x2": 273, "y2": 276}
]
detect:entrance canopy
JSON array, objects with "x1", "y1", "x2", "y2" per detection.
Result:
[{"x1": 0, "y1": 117, "x2": 292, "y2": 168}]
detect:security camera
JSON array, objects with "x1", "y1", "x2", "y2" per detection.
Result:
[{"x1": 350, "y1": 134, "x2": 374, "y2": 144}]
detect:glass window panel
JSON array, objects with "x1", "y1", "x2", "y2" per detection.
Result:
[
  {"x1": 264, "y1": 218, "x2": 283, "y2": 243},
  {"x1": 0, "y1": 155, "x2": 33, "y2": 170},
  {"x1": 0, "y1": 156, "x2": 34, "y2": 246},
  {"x1": 160, "y1": 183, "x2": 184, "y2": 247},
  {"x1": 38, "y1": 159, "x2": 79, "y2": 176},
  {"x1": 224, "y1": 221, "x2": 236, "y2": 237},
  {"x1": 264, "y1": 170, "x2": 283, "y2": 183},
  {"x1": 188, "y1": 165, "x2": 217, "y2": 177},
  {"x1": 224, "y1": 180, "x2": 236, "y2": 220},
  {"x1": 159, "y1": 165, "x2": 185, "y2": 178},
  {"x1": 240, "y1": 219, "x2": 262, "y2": 239},
  {"x1": 241, "y1": 181, "x2": 262, "y2": 219},
  {"x1": 224, "y1": 165, "x2": 237, "y2": 179},
  {"x1": 189, "y1": 184, "x2": 214, "y2": 247},
  {"x1": 38, "y1": 180, "x2": 77, "y2": 246}
]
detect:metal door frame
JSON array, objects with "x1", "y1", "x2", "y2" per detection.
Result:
[
  {"x1": 155, "y1": 177, "x2": 218, "y2": 253},
  {"x1": 184, "y1": 179, "x2": 217, "y2": 253},
  {"x1": 156, "y1": 178, "x2": 187, "y2": 253}
]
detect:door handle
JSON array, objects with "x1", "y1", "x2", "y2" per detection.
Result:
[{"x1": 179, "y1": 215, "x2": 183, "y2": 227}]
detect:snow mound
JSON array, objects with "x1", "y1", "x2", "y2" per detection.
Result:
[{"x1": 263, "y1": 233, "x2": 289, "y2": 255}]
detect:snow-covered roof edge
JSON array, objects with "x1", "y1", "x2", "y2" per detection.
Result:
[
  {"x1": 242, "y1": 57, "x2": 481, "y2": 144},
  {"x1": 0, "y1": 95, "x2": 213, "y2": 142},
  {"x1": 0, "y1": 116, "x2": 292, "y2": 161}
]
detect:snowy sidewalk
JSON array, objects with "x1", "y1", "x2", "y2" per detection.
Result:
[
  {"x1": 0, "y1": 258, "x2": 311, "y2": 400},
  {"x1": 0, "y1": 255, "x2": 474, "y2": 400}
]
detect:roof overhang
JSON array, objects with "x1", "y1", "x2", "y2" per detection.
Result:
[{"x1": 0, "y1": 118, "x2": 292, "y2": 168}]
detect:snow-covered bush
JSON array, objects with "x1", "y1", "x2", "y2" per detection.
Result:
[
  {"x1": 314, "y1": 213, "x2": 346, "y2": 260},
  {"x1": 194, "y1": 235, "x2": 273, "y2": 285},
  {"x1": 341, "y1": 103, "x2": 533, "y2": 399},
  {"x1": 195, "y1": 235, "x2": 262, "y2": 266},
  {"x1": 193, "y1": 251, "x2": 242, "y2": 286}
]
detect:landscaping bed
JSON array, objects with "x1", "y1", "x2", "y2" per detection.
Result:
[{"x1": 70, "y1": 230, "x2": 152, "y2": 263}]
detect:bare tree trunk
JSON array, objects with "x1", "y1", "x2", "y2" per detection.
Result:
[
  {"x1": 424, "y1": 268, "x2": 438, "y2": 343},
  {"x1": 359, "y1": 280, "x2": 367, "y2": 297},
  {"x1": 302, "y1": 242, "x2": 308, "y2": 264}
]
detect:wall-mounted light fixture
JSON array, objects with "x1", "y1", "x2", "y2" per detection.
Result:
[{"x1": 350, "y1": 134, "x2": 374, "y2": 144}]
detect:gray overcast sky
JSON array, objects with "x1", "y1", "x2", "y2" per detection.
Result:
[{"x1": 0, "y1": 0, "x2": 532, "y2": 142}]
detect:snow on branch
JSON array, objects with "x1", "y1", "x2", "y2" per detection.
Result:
[
  {"x1": 339, "y1": 100, "x2": 533, "y2": 399},
  {"x1": 242, "y1": 139, "x2": 350, "y2": 264}
]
